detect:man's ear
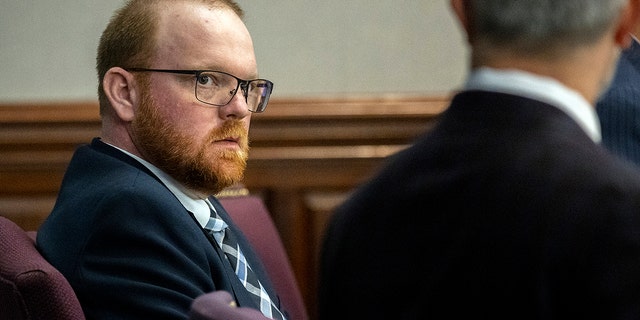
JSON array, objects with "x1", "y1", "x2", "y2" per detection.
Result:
[
  {"x1": 450, "y1": 0, "x2": 471, "y2": 43},
  {"x1": 102, "y1": 67, "x2": 139, "y2": 122},
  {"x1": 615, "y1": 0, "x2": 640, "y2": 49}
]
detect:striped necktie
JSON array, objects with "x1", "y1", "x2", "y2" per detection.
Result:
[{"x1": 205, "y1": 206, "x2": 286, "y2": 320}]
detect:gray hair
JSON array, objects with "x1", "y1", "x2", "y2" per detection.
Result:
[{"x1": 466, "y1": 0, "x2": 627, "y2": 56}]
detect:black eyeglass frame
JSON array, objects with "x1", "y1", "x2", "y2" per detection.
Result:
[{"x1": 124, "y1": 67, "x2": 273, "y2": 113}]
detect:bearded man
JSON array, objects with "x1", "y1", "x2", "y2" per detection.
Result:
[{"x1": 36, "y1": 1, "x2": 285, "y2": 319}]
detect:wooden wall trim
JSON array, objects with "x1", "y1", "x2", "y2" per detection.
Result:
[
  {"x1": 0, "y1": 95, "x2": 448, "y2": 121},
  {"x1": 0, "y1": 101, "x2": 100, "y2": 123},
  {"x1": 256, "y1": 96, "x2": 448, "y2": 118}
]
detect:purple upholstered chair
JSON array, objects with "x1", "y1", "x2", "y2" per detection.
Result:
[{"x1": 0, "y1": 216, "x2": 85, "y2": 320}]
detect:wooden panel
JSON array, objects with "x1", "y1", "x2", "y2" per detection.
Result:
[{"x1": 0, "y1": 95, "x2": 450, "y2": 320}]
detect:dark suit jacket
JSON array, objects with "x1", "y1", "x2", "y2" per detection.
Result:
[
  {"x1": 319, "y1": 91, "x2": 640, "y2": 319},
  {"x1": 37, "y1": 138, "x2": 284, "y2": 320},
  {"x1": 597, "y1": 39, "x2": 640, "y2": 167}
]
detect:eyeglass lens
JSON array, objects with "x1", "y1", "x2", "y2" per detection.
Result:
[{"x1": 195, "y1": 71, "x2": 272, "y2": 113}]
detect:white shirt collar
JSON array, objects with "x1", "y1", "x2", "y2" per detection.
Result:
[
  {"x1": 105, "y1": 144, "x2": 212, "y2": 228},
  {"x1": 464, "y1": 67, "x2": 601, "y2": 142}
]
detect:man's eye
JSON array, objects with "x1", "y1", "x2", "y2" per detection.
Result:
[{"x1": 197, "y1": 74, "x2": 212, "y2": 85}]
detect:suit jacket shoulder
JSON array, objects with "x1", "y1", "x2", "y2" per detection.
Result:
[{"x1": 37, "y1": 139, "x2": 262, "y2": 319}]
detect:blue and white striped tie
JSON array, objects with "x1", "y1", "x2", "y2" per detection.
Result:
[{"x1": 205, "y1": 207, "x2": 285, "y2": 320}]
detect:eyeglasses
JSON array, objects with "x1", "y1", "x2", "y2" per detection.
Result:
[{"x1": 125, "y1": 68, "x2": 274, "y2": 113}]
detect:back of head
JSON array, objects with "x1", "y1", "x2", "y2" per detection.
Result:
[
  {"x1": 465, "y1": 0, "x2": 627, "y2": 61},
  {"x1": 95, "y1": 0, "x2": 244, "y2": 116}
]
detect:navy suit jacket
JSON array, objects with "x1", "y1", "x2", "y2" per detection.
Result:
[
  {"x1": 597, "y1": 39, "x2": 640, "y2": 167},
  {"x1": 320, "y1": 91, "x2": 640, "y2": 319},
  {"x1": 37, "y1": 138, "x2": 284, "y2": 319}
]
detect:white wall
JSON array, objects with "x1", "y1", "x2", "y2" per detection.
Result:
[{"x1": 0, "y1": 0, "x2": 468, "y2": 103}]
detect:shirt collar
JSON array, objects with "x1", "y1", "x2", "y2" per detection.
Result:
[{"x1": 464, "y1": 67, "x2": 601, "y2": 142}]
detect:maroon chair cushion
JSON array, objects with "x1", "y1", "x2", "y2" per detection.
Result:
[
  {"x1": 190, "y1": 290, "x2": 270, "y2": 320},
  {"x1": 0, "y1": 216, "x2": 85, "y2": 320},
  {"x1": 219, "y1": 195, "x2": 309, "y2": 320}
]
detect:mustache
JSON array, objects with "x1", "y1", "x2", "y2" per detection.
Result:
[{"x1": 208, "y1": 120, "x2": 248, "y2": 144}]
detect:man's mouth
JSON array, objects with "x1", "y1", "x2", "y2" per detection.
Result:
[{"x1": 225, "y1": 136, "x2": 239, "y2": 141}]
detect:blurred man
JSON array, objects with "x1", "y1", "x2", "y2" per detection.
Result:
[{"x1": 319, "y1": 0, "x2": 640, "y2": 319}]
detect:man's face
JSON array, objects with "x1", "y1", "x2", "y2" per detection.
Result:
[
  {"x1": 129, "y1": 5, "x2": 258, "y2": 195},
  {"x1": 131, "y1": 83, "x2": 249, "y2": 195}
]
